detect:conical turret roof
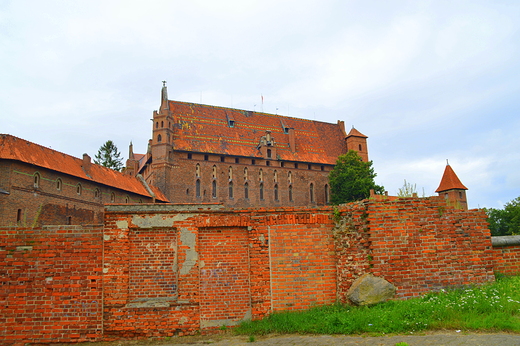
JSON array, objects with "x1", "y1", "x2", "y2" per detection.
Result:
[
  {"x1": 435, "y1": 163, "x2": 468, "y2": 192},
  {"x1": 346, "y1": 127, "x2": 368, "y2": 138}
]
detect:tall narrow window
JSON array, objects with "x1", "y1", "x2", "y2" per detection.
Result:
[
  {"x1": 267, "y1": 149, "x2": 272, "y2": 158},
  {"x1": 244, "y1": 182, "x2": 249, "y2": 199},
  {"x1": 196, "y1": 179, "x2": 201, "y2": 198},
  {"x1": 111, "y1": 192, "x2": 115, "y2": 203},
  {"x1": 157, "y1": 134, "x2": 162, "y2": 142},
  {"x1": 228, "y1": 166, "x2": 233, "y2": 180},
  {"x1": 56, "y1": 178, "x2": 62, "y2": 191},
  {"x1": 274, "y1": 184, "x2": 279, "y2": 201},
  {"x1": 204, "y1": 154, "x2": 209, "y2": 161},
  {"x1": 95, "y1": 188, "x2": 100, "y2": 199},
  {"x1": 76, "y1": 183, "x2": 82, "y2": 195},
  {"x1": 260, "y1": 183, "x2": 264, "y2": 200},
  {"x1": 125, "y1": 195, "x2": 130, "y2": 203},
  {"x1": 244, "y1": 167, "x2": 248, "y2": 180},
  {"x1": 229, "y1": 182, "x2": 233, "y2": 198},
  {"x1": 274, "y1": 170, "x2": 278, "y2": 183},
  {"x1": 359, "y1": 144, "x2": 362, "y2": 151},
  {"x1": 33, "y1": 172, "x2": 40, "y2": 188},
  {"x1": 288, "y1": 171, "x2": 292, "y2": 184},
  {"x1": 212, "y1": 165, "x2": 217, "y2": 179},
  {"x1": 310, "y1": 183, "x2": 314, "y2": 203},
  {"x1": 325, "y1": 184, "x2": 329, "y2": 204},
  {"x1": 212, "y1": 180, "x2": 217, "y2": 198},
  {"x1": 235, "y1": 157, "x2": 239, "y2": 164},
  {"x1": 289, "y1": 185, "x2": 293, "y2": 202},
  {"x1": 259, "y1": 169, "x2": 263, "y2": 181},
  {"x1": 196, "y1": 163, "x2": 201, "y2": 177},
  {"x1": 17, "y1": 209, "x2": 22, "y2": 224}
]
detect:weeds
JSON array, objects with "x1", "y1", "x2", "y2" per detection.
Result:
[{"x1": 235, "y1": 276, "x2": 520, "y2": 336}]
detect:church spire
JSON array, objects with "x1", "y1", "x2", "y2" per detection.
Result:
[{"x1": 161, "y1": 80, "x2": 169, "y2": 111}]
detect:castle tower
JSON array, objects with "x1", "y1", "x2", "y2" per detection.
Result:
[
  {"x1": 150, "y1": 81, "x2": 175, "y2": 194},
  {"x1": 435, "y1": 162, "x2": 468, "y2": 210},
  {"x1": 345, "y1": 127, "x2": 369, "y2": 162}
]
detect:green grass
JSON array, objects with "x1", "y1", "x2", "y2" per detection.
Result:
[{"x1": 235, "y1": 276, "x2": 520, "y2": 335}]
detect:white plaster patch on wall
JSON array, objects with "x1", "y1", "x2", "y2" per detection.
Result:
[
  {"x1": 179, "y1": 228, "x2": 198, "y2": 275},
  {"x1": 116, "y1": 220, "x2": 129, "y2": 229},
  {"x1": 131, "y1": 214, "x2": 190, "y2": 229}
]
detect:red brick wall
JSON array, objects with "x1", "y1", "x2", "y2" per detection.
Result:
[
  {"x1": 363, "y1": 197, "x2": 495, "y2": 298},
  {"x1": 199, "y1": 227, "x2": 251, "y2": 328},
  {"x1": 2, "y1": 199, "x2": 508, "y2": 342},
  {"x1": 0, "y1": 226, "x2": 103, "y2": 344},
  {"x1": 267, "y1": 213, "x2": 336, "y2": 311},
  {"x1": 492, "y1": 244, "x2": 520, "y2": 276}
]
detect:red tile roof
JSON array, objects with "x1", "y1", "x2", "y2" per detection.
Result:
[
  {"x1": 346, "y1": 127, "x2": 368, "y2": 138},
  {"x1": 168, "y1": 101, "x2": 348, "y2": 165},
  {"x1": 0, "y1": 134, "x2": 169, "y2": 202},
  {"x1": 435, "y1": 164, "x2": 468, "y2": 192}
]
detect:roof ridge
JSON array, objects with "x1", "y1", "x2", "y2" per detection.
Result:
[{"x1": 168, "y1": 100, "x2": 337, "y2": 125}]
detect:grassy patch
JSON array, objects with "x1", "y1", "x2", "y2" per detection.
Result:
[{"x1": 235, "y1": 276, "x2": 520, "y2": 335}]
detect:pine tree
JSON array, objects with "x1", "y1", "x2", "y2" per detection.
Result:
[
  {"x1": 329, "y1": 150, "x2": 385, "y2": 204},
  {"x1": 94, "y1": 140, "x2": 123, "y2": 171}
]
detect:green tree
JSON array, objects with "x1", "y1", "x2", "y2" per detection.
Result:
[
  {"x1": 485, "y1": 196, "x2": 520, "y2": 236},
  {"x1": 94, "y1": 140, "x2": 123, "y2": 171},
  {"x1": 329, "y1": 150, "x2": 385, "y2": 204}
]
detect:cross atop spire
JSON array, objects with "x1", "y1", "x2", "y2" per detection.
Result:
[{"x1": 162, "y1": 80, "x2": 167, "y2": 87}]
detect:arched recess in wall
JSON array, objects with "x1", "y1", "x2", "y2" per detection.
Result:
[
  {"x1": 196, "y1": 179, "x2": 201, "y2": 198},
  {"x1": 212, "y1": 180, "x2": 217, "y2": 198},
  {"x1": 309, "y1": 183, "x2": 314, "y2": 203},
  {"x1": 33, "y1": 172, "x2": 41, "y2": 189},
  {"x1": 324, "y1": 184, "x2": 329, "y2": 204},
  {"x1": 274, "y1": 184, "x2": 279, "y2": 201},
  {"x1": 56, "y1": 178, "x2": 62, "y2": 191},
  {"x1": 76, "y1": 183, "x2": 82, "y2": 195},
  {"x1": 229, "y1": 181, "x2": 233, "y2": 198},
  {"x1": 289, "y1": 184, "x2": 293, "y2": 202},
  {"x1": 244, "y1": 182, "x2": 249, "y2": 199}
]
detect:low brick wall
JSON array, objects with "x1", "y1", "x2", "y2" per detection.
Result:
[
  {"x1": 1, "y1": 197, "x2": 508, "y2": 343},
  {"x1": 491, "y1": 236, "x2": 520, "y2": 276},
  {"x1": 0, "y1": 226, "x2": 103, "y2": 344}
]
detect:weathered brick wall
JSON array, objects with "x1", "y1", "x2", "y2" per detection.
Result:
[
  {"x1": 332, "y1": 202, "x2": 371, "y2": 303},
  {"x1": 0, "y1": 226, "x2": 103, "y2": 344},
  {"x1": 2, "y1": 199, "x2": 503, "y2": 342},
  {"x1": 491, "y1": 236, "x2": 520, "y2": 276},
  {"x1": 361, "y1": 197, "x2": 495, "y2": 299},
  {"x1": 265, "y1": 212, "x2": 336, "y2": 311}
]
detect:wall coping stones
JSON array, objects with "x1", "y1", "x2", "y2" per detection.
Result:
[{"x1": 492, "y1": 235, "x2": 520, "y2": 247}]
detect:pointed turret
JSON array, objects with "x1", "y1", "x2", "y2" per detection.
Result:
[
  {"x1": 345, "y1": 127, "x2": 369, "y2": 162},
  {"x1": 436, "y1": 162, "x2": 468, "y2": 210}
]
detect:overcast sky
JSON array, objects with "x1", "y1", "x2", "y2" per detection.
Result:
[{"x1": 1, "y1": 0, "x2": 519, "y2": 209}]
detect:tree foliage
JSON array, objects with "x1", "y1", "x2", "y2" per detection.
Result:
[
  {"x1": 329, "y1": 150, "x2": 385, "y2": 205},
  {"x1": 485, "y1": 196, "x2": 520, "y2": 236},
  {"x1": 94, "y1": 140, "x2": 123, "y2": 171}
]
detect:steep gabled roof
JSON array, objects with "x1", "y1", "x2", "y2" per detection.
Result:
[
  {"x1": 0, "y1": 134, "x2": 169, "y2": 202},
  {"x1": 435, "y1": 164, "x2": 468, "y2": 192},
  {"x1": 167, "y1": 101, "x2": 348, "y2": 165}
]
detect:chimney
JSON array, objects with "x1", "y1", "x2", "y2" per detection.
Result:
[
  {"x1": 337, "y1": 120, "x2": 346, "y2": 136},
  {"x1": 82, "y1": 153, "x2": 92, "y2": 175},
  {"x1": 288, "y1": 128, "x2": 296, "y2": 152}
]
